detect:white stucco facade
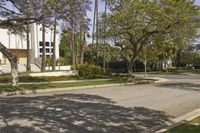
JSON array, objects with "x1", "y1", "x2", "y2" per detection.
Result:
[{"x1": 0, "y1": 23, "x2": 60, "y2": 64}]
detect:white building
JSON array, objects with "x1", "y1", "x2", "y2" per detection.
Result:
[{"x1": 0, "y1": 23, "x2": 60, "y2": 65}]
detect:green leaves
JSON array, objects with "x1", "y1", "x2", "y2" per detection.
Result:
[{"x1": 106, "y1": 0, "x2": 200, "y2": 66}]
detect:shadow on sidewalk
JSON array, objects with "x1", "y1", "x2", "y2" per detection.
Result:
[{"x1": 0, "y1": 94, "x2": 173, "y2": 133}]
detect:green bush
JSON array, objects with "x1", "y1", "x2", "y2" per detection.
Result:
[{"x1": 73, "y1": 64, "x2": 104, "y2": 78}]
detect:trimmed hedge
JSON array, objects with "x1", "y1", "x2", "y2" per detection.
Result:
[{"x1": 73, "y1": 64, "x2": 104, "y2": 78}]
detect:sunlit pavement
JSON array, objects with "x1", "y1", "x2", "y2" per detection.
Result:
[{"x1": 0, "y1": 74, "x2": 200, "y2": 133}]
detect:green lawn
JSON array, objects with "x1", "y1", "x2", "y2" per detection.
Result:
[
  {"x1": 0, "y1": 75, "x2": 110, "y2": 84},
  {"x1": 165, "y1": 117, "x2": 200, "y2": 133},
  {"x1": 0, "y1": 79, "x2": 127, "y2": 93}
]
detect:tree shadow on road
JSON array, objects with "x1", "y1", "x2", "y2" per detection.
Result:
[
  {"x1": 157, "y1": 83, "x2": 200, "y2": 92},
  {"x1": 0, "y1": 94, "x2": 173, "y2": 133}
]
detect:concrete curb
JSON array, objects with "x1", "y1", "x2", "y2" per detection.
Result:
[
  {"x1": 1, "y1": 83, "x2": 136, "y2": 97},
  {"x1": 156, "y1": 108, "x2": 200, "y2": 133},
  {"x1": 0, "y1": 77, "x2": 168, "y2": 97},
  {"x1": 152, "y1": 77, "x2": 170, "y2": 83}
]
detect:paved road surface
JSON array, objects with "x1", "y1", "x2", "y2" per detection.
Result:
[
  {"x1": 0, "y1": 74, "x2": 199, "y2": 133},
  {"x1": 66, "y1": 73, "x2": 200, "y2": 117}
]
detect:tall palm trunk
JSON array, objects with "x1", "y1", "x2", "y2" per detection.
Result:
[
  {"x1": 103, "y1": 0, "x2": 107, "y2": 73},
  {"x1": 26, "y1": 23, "x2": 31, "y2": 72},
  {"x1": 41, "y1": 21, "x2": 46, "y2": 72},
  {"x1": 95, "y1": 0, "x2": 99, "y2": 63},
  {"x1": 91, "y1": 0, "x2": 96, "y2": 46},
  {"x1": 74, "y1": 35, "x2": 78, "y2": 64},
  {"x1": 52, "y1": 17, "x2": 57, "y2": 71},
  {"x1": 80, "y1": 29, "x2": 85, "y2": 64},
  {"x1": 92, "y1": 0, "x2": 98, "y2": 63},
  {"x1": 71, "y1": 30, "x2": 76, "y2": 65}
]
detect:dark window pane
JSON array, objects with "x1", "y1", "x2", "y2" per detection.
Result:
[
  {"x1": 39, "y1": 42, "x2": 43, "y2": 47},
  {"x1": 46, "y1": 49, "x2": 50, "y2": 53},
  {"x1": 46, "y1": 42, "x2": 50, "y2": 46}
]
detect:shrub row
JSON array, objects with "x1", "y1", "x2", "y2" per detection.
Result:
[{"x1": 72, "y1": 64, "x2": 104, "y2": 78}]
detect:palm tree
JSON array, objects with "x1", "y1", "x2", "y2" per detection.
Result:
[
  {"x1": 103, "y1": 0, "x2": 107, "y2": 72},
  {"x1": 92, "y1": 0, "x2": 99, "y2": 64}
]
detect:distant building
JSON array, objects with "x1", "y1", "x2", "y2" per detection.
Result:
[{"x1": 0, "y1": 23, "x2": 60, "y2": 65}]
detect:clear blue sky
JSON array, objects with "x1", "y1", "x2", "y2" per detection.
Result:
[{"x1": 195, "y1": 0, "x2": 200, "y2": 5}]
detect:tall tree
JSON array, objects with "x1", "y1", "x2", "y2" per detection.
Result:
[
  {"x1": 41, "y1": 19, "x2": 46, "y2": 72},
  {"x1": 0, "y1": 0, "x2": 44, "y2": 85},
  {"x1": 4, "y1": 0, "x2": 38, "y2": 72},
  {"x1": 103, "y1": 0, "x2": 108, "y2": 72},
  {"x1": 79, "y1": 16, "x2": 87, "y2": 64},
  {"x1": 38, "y1": 0, "x2": 53, "y2": 72},
  {"x1": 107, "y1": 0, "x2": 200, "y2": 81},
  {"x1": 91, "y1": 0, "x2": 99, "y2": 64},
  {"x1": 49, "y1": 0, "x2": 60, "y2": 71},
  {"x1": 61, "y1": 0, "x2": 91, "y2": 65},
  {"x1": 95, "y1": 0, "x2": 99, "y2": 62}
]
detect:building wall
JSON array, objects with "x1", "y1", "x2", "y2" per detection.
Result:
[
  {"x1": 31, "y1": 23, "x2": 60, "y2": 59},
  {"x1": 0, "y1": 23, "x2": 60, "y2": 65},
  {"x1": 2, "y1": 49, "x2": 27, "y2": 64}
]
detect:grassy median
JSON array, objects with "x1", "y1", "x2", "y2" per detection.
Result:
[
  {"x1": 165, "y1": 117, "x2": 200, "y2": 133},
  {"x1": 0, "y1": 75, "x2": 109, "y2": 84}
]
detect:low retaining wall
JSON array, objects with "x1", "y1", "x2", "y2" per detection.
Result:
[
  {"x1": 45, "y1": 66, "x2": 71, "y2": 71},
  {"x1": 26, "y1": 70, "x2": 78, "y2": 77}
]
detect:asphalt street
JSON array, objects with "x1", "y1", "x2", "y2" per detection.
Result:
[{"x1": 0, "y1": 73, "x2": 199, "y2": 133}]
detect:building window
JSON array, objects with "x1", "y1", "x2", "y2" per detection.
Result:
[
  {"x1": 46, "y1": 42, "x2": 50, "y2": 47},
  {"x1": 39, "y1": 41, "x2": 50, "y2": 47},
  {"x1": 39, "y1": 42, "x2": 43, "y2": 47},
  {"x1": 46, "y1": 55, "x2": 50, "y2": 58},
  {"x1": 46, "y1": 49, "x2": 50, "y2": 53},
  {"x1": 40, "y1": 48, "x2": 43, "y2": 53}
]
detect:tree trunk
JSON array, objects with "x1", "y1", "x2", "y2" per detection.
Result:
[
  {"x1": 26, "y1": 23, "x2": 31, "y2": 72},
  {"x1": 71, "y1": 31, "x2": 76, "y2": 65},
  {"x1": 92, "y1": 1, "x2": 96, "y2": 46},
  {"x1": 144, "y1": 46, "x2": 147, "y2": 77},
  {"x1": 103, "y1": 0, "x2": 107, "y2": 73},
  {"x1": 95, "y1": 0, "x2": 99, "y2": 63},
  {"x1": 74, "y1": 35, "x2": 78, "y2": 65},
  {"x1": 41, "y1": 21, "x2": 46, "y2": 72},
  {"x1": 11, "y1": 58, "x2": 18, "y2": 86},
  {"x1": 52, "y1": 17, "x2": 57, "y2": 71},
  {"x1": 127, "y1": 62, "x2": 134, "y2": 82},
  {"x1": 176, "y1": 49, "x2": 182, "y2": 69},
  {"x1": 80, "y1": 29, "x2": 85, "y2": 64},
  {"x1": 0, "y1": 42, "x2": 18, "y2": 86}
]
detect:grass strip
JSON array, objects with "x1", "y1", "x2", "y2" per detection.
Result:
[
  {"x1": 0, "y1": 79, "x2": 127, "y2": 93},
  {"x1": 165, "y1": 117, "x2": 200, "y2": 133}
]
